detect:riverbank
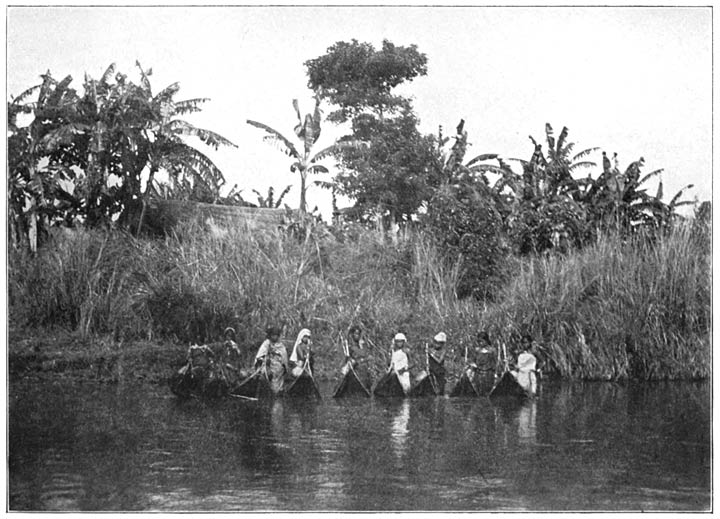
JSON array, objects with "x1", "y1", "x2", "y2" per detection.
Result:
[
  {"x1": 8, "y1": 328, "x2": 180, "y2": 385},
  {"x1": 8, "y1": 220, "x2": 710, "y2": 382}
]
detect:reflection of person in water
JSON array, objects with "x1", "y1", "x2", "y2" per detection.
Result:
[
  {"x1": 390, "y1": 400, "x2": 411, "y2": 459},
  {"x1": 517, "y1": 400, "x2": 537, "y2": 445}
]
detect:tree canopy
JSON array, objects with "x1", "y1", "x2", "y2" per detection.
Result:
[
  {"x1": 305, "y1": 39, "x2": 428, "y2": 122},
  {"x1": 305, "y1": 39, "x2": 434, "y2": 224}
]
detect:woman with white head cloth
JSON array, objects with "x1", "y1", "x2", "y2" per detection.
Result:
[
  {"x1": 390, "y1": 332, "x2": 411, "y2": 394},
  {"x1": 290, "y1": 328, "x2": 313, "y2": 378}
]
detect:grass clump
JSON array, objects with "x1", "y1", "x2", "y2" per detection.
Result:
[{"x1": 483, "y1": 225, "x2": 710, "y2": 380}]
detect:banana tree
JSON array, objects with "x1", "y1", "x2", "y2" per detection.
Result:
[
  {"x1": 134, "y1": 62, "x2": 238, "y2": 231},
  {"x1": 8, "y1": 73, "x2": 83, "y2": 249},
  {"x1": 247, "y1": 96, "x2": 361, "y2": 213},
  {"x1": 588, "y1": 155, "x2": 694, "y2": 232},
  {"x1": 252, "y1": 185, "x2": 292, "y2": 208},
  {"x1": 11, "y1": 63, "x2": 238, "y2": 233}
]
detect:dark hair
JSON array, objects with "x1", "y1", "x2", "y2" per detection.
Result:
[
  {"x1": 521, "y1": 334, "x2": 533, "y2": 346},
  {"x1": 477, "y1": 331, "x2": 490, "y2": 343},
  {"x1": 224, "y1": 327, "x2": 236, "y2": 339},
  {"x1": 349, "y1": 325, "x2": 362, "y2": 335},
  {"x1": 266, "y1": 325, "x2": 282, "y2": 337}
]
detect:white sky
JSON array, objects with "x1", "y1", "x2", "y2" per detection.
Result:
[{"x1": 6, "y1": 5, "x2": 712, "y2": 218}]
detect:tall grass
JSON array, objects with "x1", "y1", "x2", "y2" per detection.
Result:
[
  {"x1": 9, "y1": 222, "x2": 480, "y2": 378},
  {"x1": 8, "y1": 220, "x2": 709, "y2": 380},
  {"x1": 483, "y1": 225, "x2": 711, "y2": 380}
]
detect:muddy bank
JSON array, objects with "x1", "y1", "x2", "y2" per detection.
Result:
[
  {"x1": 8, "y1": 329, "x2": 344, "y2": 386},
  {"x1": 8, "y1": 330, "x2": 186, "y2": 385}
]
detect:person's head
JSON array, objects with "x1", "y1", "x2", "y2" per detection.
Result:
[
  {"x1": 433, "y1": 332, "x2": 447, "y2": 349},
  {"x1": 477, "y1": 331, "x2": 491, "y2": 347},
  {"x1": 393, "y1": 332, "x2": 407, "y2": 350},
  {"x1": 299, "y1": 328, "x2": 312, "y2": 344},
  {"x1": 520, "y1": 334, "x2": 533, "y2": 351},
  {"x1": 349, "y1": 325, "x2": 362, "y2": 343},
  {"x1": 224, "y1": 327, "x2": 236, "y2": 341},
  {"x1": 266, "y1": 325, "x2": 282, "y2": 343}
]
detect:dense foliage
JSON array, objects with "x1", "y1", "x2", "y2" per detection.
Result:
[
  {"x1": 306, "y1": 39, "x2": 437, "y2": 224},
  {"x1": 305, "y1": 39, "x2": 428, "y2": 123},
  {"x1": 8, "y1": 63, "x2": 236, "y2": 248}
]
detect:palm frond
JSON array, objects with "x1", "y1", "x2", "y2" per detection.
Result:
[
  {"x1": 307, "y1": 164, "x2": 329, "y2": 174},
  {"x1": 467, "y1": 164, "x2": 508, "y2": 177},
  {"x1": 311, "y1": 96, "x2": 322, "y2": 143},
  {"x1": 100, "y1": 63, "x2": 116, "y2": 85},
  {"x1": 556, "y1": 126, "x2": 569, "y2": 154},
  {"x1": 545, "y1": 123, "x2": 555, "y2": 151},
  {"x1": 37, "y1": 71, "x2": 56, "y2": 106},
  {"x1": 302, "y1": 114, "x2": 316, "y2": 152},
  {"x1": 135, "y1": 61, "x2": 152, "y2": 94},
  {"x1": 47, "y1": 75, "x2": 74, "y2": 106},
  {"x1": 465, "y1": 153, "x2": 499, "y2": 168},
  {"x1": 572, "y1": 147, "x2": 600, "y2": 162},
  {"x1": 568, "y1": 161, "x2": 597, "y2": 172},
  {"x1": 275, "y1": 184, "x2": 292, "y2": 207},
  {"x1": 169, "y1": 120, "x2": 237, "y2": 149},
  {"x1": 637, "y1": 168, "x2": 664, "y2": 187},
  {"x1": 668, "y1": 184, "x2": 694, "y2": 209},
  {"x1": 672, "y1": 200, "x2": 695, "y2": 209},
  {"x1": 247, "y1": 119, "x2": 299, "y2": 158},
  {"x1": 313, "y1": 180, "x2": 335, "y2": 190},
  {"x1": 292, "y1": 99, "x2": 302, "y2": 125},
  {"x1": 507, "y1": 157, "x2": 529, "y2": 166},
  {"x1": 173, "y1": 98, "x2": 210, "y2": 115},
  {"x1": 155, "y1": 82, "x2": 181, "y2": 103},
  {"x1": 165, "y1": 145, "x2": 226, "y2": 189},
  {"x1": 11, "y1": 84, "x2": 42, "y2": 105}
]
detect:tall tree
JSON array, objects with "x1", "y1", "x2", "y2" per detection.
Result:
[
  {"x1": 305, "y1": 39, "x2": 435, "y2": 224},
  {"x1": 334, "y1": 107, "x2": 440, "y2": 223}
]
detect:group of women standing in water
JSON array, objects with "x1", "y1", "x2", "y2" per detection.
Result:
[{"x1": 170, "y1": 323, "x2": 540, "y2": 400}]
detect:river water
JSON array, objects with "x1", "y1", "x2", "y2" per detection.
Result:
[{"x1": 9, "y1": 378, "x2": 710, "y2": 511}]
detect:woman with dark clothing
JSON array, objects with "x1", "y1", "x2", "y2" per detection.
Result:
[
  {"x1": 469, "y1": 331, "x2": 499, "y2": 393},
  {"x1": 343, "y1": 325, "x2": 373, "y2": 389},
  {"x1": 254, "y1": 325, "x2": 289, "y2": 394}
]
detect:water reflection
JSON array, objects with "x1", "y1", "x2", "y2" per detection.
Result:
[
  {"x1": 390, "y1": 400, "x2": 410, "y2": 459},
  {"x1": 518, "y1": 400, "x2": 537, "y2": 445},
  {"x1": 8, "y1": 379, "x2": 710, "y2": 511}
]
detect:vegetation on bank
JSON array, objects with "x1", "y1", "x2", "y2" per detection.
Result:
[
  {"x1": 7, "y1": 40, "x2": 710, "y2": 383},
  {"x1": 9, "y1": 218, "x2": 710, "y2": 382}
]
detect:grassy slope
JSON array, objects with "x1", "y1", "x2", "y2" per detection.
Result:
[{"x1": 8, "y1": 220, "x2": 711, "y2": 382}]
